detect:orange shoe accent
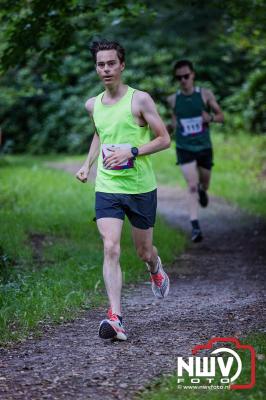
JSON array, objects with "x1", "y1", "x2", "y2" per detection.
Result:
[
  {"x1": 107, "y1": 308, "x2": 120, "y2": 321},
  {"x1": 151, "y1": 273, "x2": 164, "y2": 287}
]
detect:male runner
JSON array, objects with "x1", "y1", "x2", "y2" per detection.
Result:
[
  {"x1": 76, "y1": 40, "x2": 170, "y2": 341},
  {"x1": 167, "y1": 60, "x2": 224, "y2": 242}
]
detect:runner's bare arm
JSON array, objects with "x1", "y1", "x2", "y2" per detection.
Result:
[
  {"x1": 167, "y1": 94, "x2": 177, "y2": 132},
  {"x1": 137, "y1": 92, "x2": 171, "y2": 156},
  {"x1": 76, "y1": 98, "x2": 100, "y2": 183},
  {"x1": 202, "y1": 89, "x2": 224, "y2": 124},
  {"x1": 167, "y1": 93, "x2": 176, "y2": 109}
]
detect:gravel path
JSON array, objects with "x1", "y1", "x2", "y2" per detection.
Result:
[{"x1": 0, "y1": 163, "x2": 265, "y2": 399}]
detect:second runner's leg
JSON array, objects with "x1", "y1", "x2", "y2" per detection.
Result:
[
  {"x1": 198, "y1": 166, "x2": 211, "y2": 207},
  {"x1": 180, "y1": 160, "x2": 203, "y2": 242}
]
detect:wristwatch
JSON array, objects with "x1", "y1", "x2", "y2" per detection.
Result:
[{"x1": 131, "y1": 147, "x2": 139, "y2": 159}]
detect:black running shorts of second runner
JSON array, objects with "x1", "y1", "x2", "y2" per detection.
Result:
[
  {"x1": 176, "y1": 148, "x2": 214, "y2": 170},
  {"x1": 95, "y1": 189, "x2": 157, "y2": 229}
]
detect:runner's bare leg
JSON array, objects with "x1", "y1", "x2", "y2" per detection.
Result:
[
  {"x1": 198, "y1": 166, "x2": 211, "y2": 191},
  {"x1": 97, "y1": 218, "x2": 123, "y2": 316},
  {"x1": 180, "y1": 161, "x2": 199, "y2": 221},
  {"x1": 131, "y1": 227, "x2": 158, "y2": 272}
]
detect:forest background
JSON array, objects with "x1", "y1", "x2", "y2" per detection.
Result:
[{"x1": 0, "y1": 0, "x2": 265, "y2": 154}]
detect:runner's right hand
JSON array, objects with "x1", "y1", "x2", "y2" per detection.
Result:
[
  {"x1": 202, "y1": 111, "x2": 212, "y2": 123},
  {"x1": 76, "y1": 166, "x2": 89, "y2": 183}
]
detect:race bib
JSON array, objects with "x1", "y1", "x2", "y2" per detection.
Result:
[
  {"x1": 102, "y1": 143, "x2": 134, "y2": 170},
  {"x1": 180, "y1": 116, "x2": 203, "y2": 136}
]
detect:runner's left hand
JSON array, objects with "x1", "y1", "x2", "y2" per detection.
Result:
[{"x1": 104, "y1": 148, "x2": 132, "y2": 169}]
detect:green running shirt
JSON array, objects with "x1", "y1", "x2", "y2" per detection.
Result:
[
  {"x1": 175, "y1": 87, "x2": 212, "y2": 152},
  {"x1": 93, "y1": 86, "x2": 157, "y2": 194}
]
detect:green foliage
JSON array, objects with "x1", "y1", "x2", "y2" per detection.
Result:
[
  {"x1": 223, "y1": 69, "x2": 266, "y2": 134},
  {"x1": 210, "y1": 131, "x2": 266, "y2": 216},
  {"x1": 0, "y1": 0, "x2": 147, "y2": 73},
  {"x1": 0, "y1": 1, "x2": 265, "y2": 154},
  {"x1": 0, "y1": 1, "x2": 148, "y2": 153},
  {"x1": 0, "y1": 52, "x2": 97, "y2": 153}
]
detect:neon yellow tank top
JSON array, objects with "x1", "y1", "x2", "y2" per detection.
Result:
[{"x1": 93, "y1": 86, "x2": 157, "y2": 194}]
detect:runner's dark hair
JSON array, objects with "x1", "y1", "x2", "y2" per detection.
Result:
[
  {"x1": 173, "y1": 59, "x2": 194, "y2": 78},
  {"x1": 90, "y1": 39, "x2": 125, "y2": 63}
]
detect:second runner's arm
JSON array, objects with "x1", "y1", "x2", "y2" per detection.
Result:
[
  {"x1": 166, "y1": 93, "x2": 177, "y2": 133},
  {"x1": 202, "y1": 89, "x2": 224, "y2": 124}
]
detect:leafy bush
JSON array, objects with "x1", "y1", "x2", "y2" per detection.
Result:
[{"x1": 223, "y1": 69, "x2": 266, "y2": 134}]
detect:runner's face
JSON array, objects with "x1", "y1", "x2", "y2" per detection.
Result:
[
  {"x1": 176, "y1": 66, "x2": 194, "y2": 91},
  {"x1": 96, "y1": 50, "x2": 125, "y2": 86}
]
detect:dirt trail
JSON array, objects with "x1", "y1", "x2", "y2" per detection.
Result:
[{"x1": 0, "y1": 163, "x2": 265, "y2": 399}]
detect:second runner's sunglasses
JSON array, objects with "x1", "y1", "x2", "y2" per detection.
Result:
[{"x1": 176, "y1": 73, "x2": 190, "y2": 81}]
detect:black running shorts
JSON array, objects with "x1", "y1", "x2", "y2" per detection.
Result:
[
  {"x1": 95, "y1": 189, "x2": 157, "y2": 229},
  {"x1": 176, "y1": 148, "x2": 214, "y2": 170}
]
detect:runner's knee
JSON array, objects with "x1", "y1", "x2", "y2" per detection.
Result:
[{"x1": 103, "y1": 240, "x2": 120, "y2": 260}]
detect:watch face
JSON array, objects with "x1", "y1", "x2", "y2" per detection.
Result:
[{"x1": 131, "y1": 147, "x2": 138, "y2": 157}]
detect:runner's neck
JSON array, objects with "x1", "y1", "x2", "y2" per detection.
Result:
[
  {"x1": 181, "y1": 86, "x2": 195, "y2": 96},
  {"x1": 103, "y1": 83, "x2": 128, "y2": 105}
]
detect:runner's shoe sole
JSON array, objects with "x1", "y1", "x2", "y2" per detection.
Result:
[{"x1": 98, "y1": 319, "x2": 127, "y2": 341}]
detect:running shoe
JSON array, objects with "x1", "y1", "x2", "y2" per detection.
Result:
[
  {"x1": 149, "y1": 256, "x2": 170, "y2": 299},
  {"x1": 98, "y1": 308, "x2": 127, "y2": 341},
  {"x1": 191, "y1": 227, "x2": 203, "y2": 242},
  {"x1": 198, "y1": 184, "x2": 209, "y2": 208}
]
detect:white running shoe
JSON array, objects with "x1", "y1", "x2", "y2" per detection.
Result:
[
  {"x1": 149, "y1": 256, "x2": 170, "y2": 299},
  {"x1": 98, "y1": 308, "x2": 127, "y2": 341}
]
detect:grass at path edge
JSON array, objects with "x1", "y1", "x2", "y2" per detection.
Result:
[{"x1": 0, "y1": 157, "x2": 186, "y2": 345}]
